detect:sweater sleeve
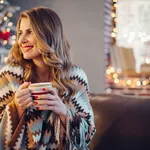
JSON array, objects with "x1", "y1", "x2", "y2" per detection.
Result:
[
  {"x1": 0, "y1": 67, "x2": 16, "y2": 123},
  {"x1": 0, "y1": 65, "x2": 25, "y2": 149},
  {"x1": 64, "y1": 67, "x2": 96, "y2": 149}
]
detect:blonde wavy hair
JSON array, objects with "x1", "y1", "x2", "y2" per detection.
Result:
[{"x1": 8, "y1": 7, "x2": 77, "y2": 100}]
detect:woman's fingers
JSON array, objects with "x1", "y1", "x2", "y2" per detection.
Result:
[
  {"x1": 43, "y1": 87, "x2": 57, "y2": 95},
  {"x1": 19, "y1": 82, "x2": 31, "y2": 90},
  {"x1": 16, "y1": 87, "x2": 30, "y2": 98},
  {"x1": 19, "y1": 97, "x2": 33, "y2": 108},
  {"x1": 37, "y1": 105, "x2": 55, "y2": 111},
  {"x1": 23, "y1": 100, "x2": 34, "y2": 109},
  {"x1": 33, "y1": 100, "x2": 56, "y2": 106},
  {"x1": 17, "y1": 92, "x2": 32, "y2": 103},
  {"x1": 33, "y1": 93, "x2": 55, "y2": 100}
]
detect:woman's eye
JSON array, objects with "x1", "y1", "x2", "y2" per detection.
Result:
[
  {"x1": 28, "y1": 30, "x2": 33, "y2": 35},
  {"x1": 18, "y1": 32, "x2": 22, "y2": 35}
]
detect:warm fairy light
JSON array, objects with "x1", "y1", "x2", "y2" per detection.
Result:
[
  {"x1": 111, "y1": 13, "x2": 116, "y2": 18},
  {"x1": 145, "y1": 58, "x2": 150, "y2": 64},
  {"x1": 12, "y1": 40, "x2": 16, "y2": 45},
  {"x1": 114, "y1": 18, "x2": 117, "y2": 22},
  {"x1": 142, "y1": 80, "x2": 147, "y2": 86},
  {"x1": 0, "y1": 0, "x2": 4, "y2": 4},
  {"x1": 146, "y1": 79, "x2": 149, "y2": 84},
  {"x1": 136, "y1": 81, "x2": 141, "y2": 86},
  {"x1": 4, "y1": 57, "x2": 8, "y2": 63},
  {"x1": 3, "y1": 40, "x2": 7, "y2": 45},
  {"x1": 8, "y1": 22, "x2": 13, "y2": 27},
  {"x1": 106, "y1": 69, "x2": 111, "y2": 75},
  {"x1": 7, "y1": 12, "x2": 13, "y2": 18},
  {"x1": 114, "y1": 4, "x2": 118, "y2": 8},
  {"x1": 4, "y1": 17, "x2": 8, "y2": 21},
  {"x1": 106, "y1": 88, "x2": 112, "y2": 94},
  {"x1": 113, "y1": 28, "x2": 118, "y2": 33},
  {"x1": 127, "y1": 80, "x2": 131, "y2": 85},
  {"x1": 111, "y1": 32, "x2": 116, "y2": 37},
  {"x1": 114, "y1": 79, "x2": 119, "y2": 84},
  {"x1": 110, "y1": 67, "x2": 115, "y2": 73},
  {"x1": 113, "y1": 73, "x2": 118, "y2": 79},
  {"x1": 7, "y1": 28, "x2": 10, "y2": 32},
  {"x1": 113, "y1": 0, "x2": 117, "y2": 2},
  {"x1": 12, "y1": 35, "x2": 16, "y2": 39}
]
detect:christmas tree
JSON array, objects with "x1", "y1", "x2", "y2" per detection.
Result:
[{"x1": 0, "y1": 0, "x2": 20, "y2": 68}]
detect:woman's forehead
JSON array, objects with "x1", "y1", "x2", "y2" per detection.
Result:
[{"x1": 19, "y1": 18, "x2": 31, "y2": 30}]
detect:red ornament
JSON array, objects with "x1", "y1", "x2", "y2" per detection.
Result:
[{"x1": 0, "y1": 31, "x2": 11, "y2": 41}]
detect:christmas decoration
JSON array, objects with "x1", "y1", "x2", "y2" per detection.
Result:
[
  {"x1": 0, "y1": 0, "x2": 20, "y2": 68},
  {"x1": 0, "y1": 31, "x2": 10, "y2": 40},
  {"x1": 105, "y1": 0, "x2": 150, "y2": 96}
]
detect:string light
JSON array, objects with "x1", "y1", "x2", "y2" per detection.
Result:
[
  {"x1": 106, "y1": 1, "x2": 150, "y2": 95},
  {"x1": 136, "y1": 81, "x2": 141, "y2": 86},
  {"x1": 0, "y1": 0, "x2": 4, "y2": 4},
  {"x1": 114, "y1": 4, "x2": 118, "y2": 8},
  {"x1": 111, "y1": 13, "x2": 116, "y2": 18},
  {"x1": 4, "y1": 17, "x2": 8, "y2": 21},
  {"x1": 12, "y1": 40, "x2": 16, "y2": 45},
  {"x1": 106, "y1": 69, "x2": 111, "y2": 75},
  {"x1": 6, "y1": 28, "x2": 10, "y2": 32},
  {"x1": 4, "y1": 57, "x2": 8, "y2": 63},
  {"x1": 0, "y1": 1, "x2": 20, "y2": 65},
  {"x1": 142, "y1": 80, "x2": 147, "y2": 86},
  {"x1": 12, "y1": 35, "x2": 16, "y2": 40},
  {"x1": 113, "y1": 73, "x2": 118, "y2": 79},
  {"x1": 8, "y1": 22, "x2": 13, "y2": 27},
  {"x1": 106, "y1": 88, "x2": 112, "y2": 94},
  {"x1": 113, "y1": 28, "x2": 118, "y2": 33},
  {"x1": 3, "y1": 40, "x2": 7, "y2": 45},
  {"x1": 127, "y1": 80, "x2": 131, "y2": 85},
  {"x1": 111, "y1": 32, "x2": 116, "y2": 37},
  {"x1": 110, "y1": 67, "x2": 115, "y2": 73},
  {"x1": 114, "y1": 79, "x2": 119, "y2": 84},
  {"x1": 114, "y1": 18, "x2": 117, "y2": 22},
  {"x1": 7, "y1": 12, "x2": 13, "y2": 18}
]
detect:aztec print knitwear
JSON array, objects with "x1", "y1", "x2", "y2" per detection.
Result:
[{"x1": 0, "y1": 64, "x2": 96, "y2": 150}]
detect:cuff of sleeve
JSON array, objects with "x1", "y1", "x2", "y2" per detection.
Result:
[
  {"x1": 65, "y1": 107, "x2": 81, "y2": 139},
  {"x1": 6, "y1": 100, "x2": 26, "y2": 147},
  {"x1": 7, "y1": 100, "x2": 19, "y2": 124},
  {"x1": 65, "y1": 107, "x2": 73, "y2": 140}
]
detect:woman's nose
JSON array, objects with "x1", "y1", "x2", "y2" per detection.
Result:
[{"x1": 19, "y1": 34, "x2": 28, "y2": 44}]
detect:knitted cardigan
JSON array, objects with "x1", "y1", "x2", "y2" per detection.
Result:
[{"x1": 0, "y1": 64, "x2": 96, "y2": 150}]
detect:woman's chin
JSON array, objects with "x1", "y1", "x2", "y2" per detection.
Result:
[{"x1": 23, "y1": 54, "x2": 33, "y2": 60}]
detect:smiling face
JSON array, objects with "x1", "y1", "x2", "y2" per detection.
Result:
[{"x1": 18, "y1": 17, "x2": 41, "y2": 60}]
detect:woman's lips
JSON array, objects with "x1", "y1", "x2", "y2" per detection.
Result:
[{"x1": 22, "y1": 46, "x2": 33, "y2": 52}]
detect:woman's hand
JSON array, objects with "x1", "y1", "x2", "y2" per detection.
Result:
[
  {"x1": 14, "y1": 82, "x2": 33, "y2": 118},
  {"x1": 33, "y1": 87, "x2": 67, "y2": 123}
]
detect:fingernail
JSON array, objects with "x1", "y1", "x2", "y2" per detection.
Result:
[
  {"x1": 35, "y1": 102, "x2": 38, "y2": 105},
  {"x1": 34, "y1": 96, "x2": 38, "y2": 99},
  {"x1": 42, "y1": 88, "x2": 46, "y2": 91}
]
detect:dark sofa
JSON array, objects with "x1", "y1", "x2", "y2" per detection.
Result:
[{"x1": 89, "y1": 94, "x2": 150, "y2": 150}]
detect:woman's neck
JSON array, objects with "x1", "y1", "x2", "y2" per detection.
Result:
[
  {"x1": 33, "y1": 59, "x2": 50, "y2": 82},
  {"x1": 35, "y1": 67, "x2": 50, "y2": 83}
]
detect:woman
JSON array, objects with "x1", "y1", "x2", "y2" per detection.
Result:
[{"x1": 0, "y1": 7, "x2": 96, "y2": 149}]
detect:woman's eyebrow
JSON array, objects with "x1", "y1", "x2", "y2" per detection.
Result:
[{"x1": 19, "y1": 28, "x2": 32, "y2": 32}]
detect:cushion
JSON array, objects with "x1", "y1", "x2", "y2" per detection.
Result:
[{"x1": 89, "y1": 94, "x2": 150, "y2": 150}]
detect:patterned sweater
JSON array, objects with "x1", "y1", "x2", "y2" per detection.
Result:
[{"x1": 0, "y1": 64, "x2": 96, "y2": 150}]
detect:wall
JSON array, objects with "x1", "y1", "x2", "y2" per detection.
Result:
[{"x1": 8, "y1": 0, "x2": 105, "y2": 93}]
